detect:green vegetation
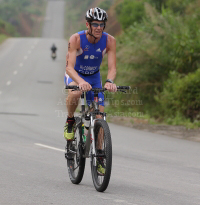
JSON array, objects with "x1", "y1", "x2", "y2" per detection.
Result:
[
  {"x1": 116, "y1": 0, "x2": 145, "y2": 29},
  {"x1": 155, "y1": 69, "x2": 200, "y2": 122},
  {"x1": 99, "y1": 0, "x2": 112, "y2": 11},
  {"x1": 0, "y1": 18, "x2": 17, "y2": 36},
  {"x1": 0, "y1": 34, "x2": 7, "y2": 44},
  {"x1": 0, "y1": 0, "x2": 46, "y2": 39},
  {"x1": 110, "y1": 0, "x2": 200, "y2": 127}
]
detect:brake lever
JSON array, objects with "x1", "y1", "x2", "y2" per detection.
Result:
[{"x1": 118, "y1": 90, "x2": 127, "y2": 93}]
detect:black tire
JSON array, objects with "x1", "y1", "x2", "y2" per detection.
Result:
[
  {"x1": 66, "y1": 117, "x2": 86, "y2": 184},
  {"x1": 91, "y1": 119, "x2": 112, "y2": 192},
  {"x1": 51, "y1": 53, "x2": 56, "y2": 60}
]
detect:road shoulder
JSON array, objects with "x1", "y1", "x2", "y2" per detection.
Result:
[{"x1": 108, "y1": 116, "x2": 200, "y2": 142}]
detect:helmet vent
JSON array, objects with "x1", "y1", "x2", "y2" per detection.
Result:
[{"x1": 85, "y1": 7, "x2": 108, "y2": 22}]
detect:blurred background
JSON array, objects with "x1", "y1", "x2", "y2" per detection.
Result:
[{"x1": 0, "y1": 0, "x2": 200, "y2": 204}]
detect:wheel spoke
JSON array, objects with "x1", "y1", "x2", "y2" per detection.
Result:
[
  {"x1": 91, "y1": 119, "x2": 112, "y2": 192},
  {"x1": 66, "y1": 118, "x2": 86, "y2": 184}
]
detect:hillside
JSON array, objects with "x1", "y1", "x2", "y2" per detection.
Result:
[
  {"x1": 0, "y1": 0, "x2": 47, "y2": 41},
  {"x1": 105, "y1": 0, "x2": 122, "y2": 36}
]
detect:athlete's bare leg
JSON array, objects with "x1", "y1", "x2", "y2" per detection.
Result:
[
  {"x1": 66, "y1": 82, "x2": 82, "y2": 118},
  {"x1": 97, "y1": 105, "x2": 104, "y2": 150}
]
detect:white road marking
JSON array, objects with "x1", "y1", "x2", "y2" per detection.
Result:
[
  {"x1": 6, "y1": 81, "x2": 11, "y2": 86},
  {"x1": 19, "y1": 63, "x2": 23, "y2": 67},
  {"x1": 35, "y1": 143, "x2": 65, "y2": 152},
  {"x1": 113, "y1": 199, "x2": 137, "y2": 205},
  {"x1": 13, "y1": 70, "x2": 18, "y2": 75},
  {"x1": 114, "y1": 200, "x2": 126, "y2": 203},
  {"x1": 24, "y1": 56, "x2": 28, "y2": 60},
  {"x1": 0, "y1": 91, "x2": 2, "y2": 95},
  {"x1": 95, "y1": 194, "x2": 137, "y2": 205}
]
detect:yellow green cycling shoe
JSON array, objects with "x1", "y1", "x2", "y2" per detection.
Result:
[
  {"x1": 97, "y1": 161, "x2": 105, "y2": 175},
  {"x1": 64, "y1": 122, "x2": 75, "y2": 140}
]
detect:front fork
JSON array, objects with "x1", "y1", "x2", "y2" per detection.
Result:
[
  {"x1": 90, "y1": 115, "x2": 96, "y2": 166},
  {"x1": 90, "y1": 114, "x2": 106, "y2": 166}
]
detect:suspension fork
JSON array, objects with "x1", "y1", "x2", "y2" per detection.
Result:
[
  {"x1": 90, "y1": 115, "x2": 97, "y2": 166},
  {"x1": 90, "y1": 91, "x2": 107, "y2": 166},
  {"x1": 90, "y1": 91, "x2": 99, "y2": 166}
]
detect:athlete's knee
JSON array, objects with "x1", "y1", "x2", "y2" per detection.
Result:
[{"x1": 68, "y1": 90, "x2": 82, "y2": 99}]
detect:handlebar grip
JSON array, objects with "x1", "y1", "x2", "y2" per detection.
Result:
[
  {"x1": 117, "y1": 86, "x2": 131, "y2": 90},
  {"x1": 65, "y1": 85, "x2": 79, "y2": 90}
]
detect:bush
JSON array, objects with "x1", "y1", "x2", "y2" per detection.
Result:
[
  {"x1": 0, "y1": 34, "x2": 7, "y2": 44},
  {"x1": 116, "y1": 0, "x2": 145, "y2": 30},
  {"x1": 155, "y1": 69, "x2": 200, "y2": 121},
  {"x1": 99, "y1": 0, "x2": 112, "y2": 11},
  {"x1": 148, "y1": 0, "x2": 197, "y2": 14},
  {"x1": 105, "y1": 2, "x2": 200, "y2": 122},
  {"x1": 165, "y1": 0, "x2": 196, "y2": 14},
  {"x1": 0, "y1": 18, "x2": 17, "y2": 36}
]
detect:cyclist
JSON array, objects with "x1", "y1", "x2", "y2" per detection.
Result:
[
  {"x1": 64, "y1": 8, "x2": 117, "y2": 173},
  {"x1": 51, "y1": 43, "x2": 57, "y2": 59},
  {"x1": 51, "y1": 43, "x2": 57, "y2": 53}
]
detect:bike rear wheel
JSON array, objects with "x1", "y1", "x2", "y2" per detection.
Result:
[
  {"x1": 91, "y1": 119, "x2": 112, "y2": 192},
  {"x1": 66, "y1": 117, "x2": 85, "y2": 184}
]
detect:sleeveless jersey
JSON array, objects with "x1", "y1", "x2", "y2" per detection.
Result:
[{"x1": 74, "y1": 30, "x2": 108, "y2": 75}]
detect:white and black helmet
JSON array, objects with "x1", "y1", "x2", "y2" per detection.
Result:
[{"x1": 85, "y1": 7, "x2": 108, "y2": 22}]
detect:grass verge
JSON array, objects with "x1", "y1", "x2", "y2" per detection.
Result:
[{"x1": 0, "y1": 34, "x2": 8, "y2": 44}]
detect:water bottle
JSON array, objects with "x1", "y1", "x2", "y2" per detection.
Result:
[{"x1": 82, "y1": 124, "x2": 87, "y2": 143}]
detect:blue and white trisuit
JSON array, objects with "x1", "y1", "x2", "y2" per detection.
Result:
[{"x1": 64, "y1": 30, "x2": 108, "y2": 106}]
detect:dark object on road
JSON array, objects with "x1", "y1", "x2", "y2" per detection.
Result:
[{"x1": 51, "y1": 44, "x2": 57, "y2": 60}]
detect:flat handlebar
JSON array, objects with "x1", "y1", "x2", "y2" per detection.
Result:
[{"x1": 65, "y1": 85, "x2": 131, "y2": 92}]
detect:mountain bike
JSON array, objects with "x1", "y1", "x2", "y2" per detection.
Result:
[{"x1": 64, "y1": 85, "x2": 130, "y2": 192}]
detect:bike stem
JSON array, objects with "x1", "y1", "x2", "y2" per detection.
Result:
[{"x1": 94, "y1": 92, "x2": 98, "y2": 103}]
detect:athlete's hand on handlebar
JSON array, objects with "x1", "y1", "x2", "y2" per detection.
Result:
[
  {"x1": 104, "y1": 82, "x2": 117, "y2": 92},
  {"x1": 79, "y1": 80, "x2": 92, "y2": 92}
]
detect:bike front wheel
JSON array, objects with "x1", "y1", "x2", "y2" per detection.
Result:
[
  {"x1": 91, "y1": 119, "x2": 112, "y2": 192},
  {"x1": 66, "y1": 117, "x2": 85, "y2": 184}
]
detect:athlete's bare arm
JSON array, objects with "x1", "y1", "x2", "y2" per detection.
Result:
[
  {"x1": 66, "y1": 34, "x2": 91, "y2": 91},
  {"x1": 104, "y1": 34, "x2": 117, "y2": 92}
]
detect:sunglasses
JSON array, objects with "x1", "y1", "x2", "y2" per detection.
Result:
[{"x1": 91, "y1": 23, "x2": 105, "y2": 28}]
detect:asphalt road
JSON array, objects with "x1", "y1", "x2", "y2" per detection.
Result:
[{"x1": 0, "y1": 1, "x2": 200, "y2": 205}]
